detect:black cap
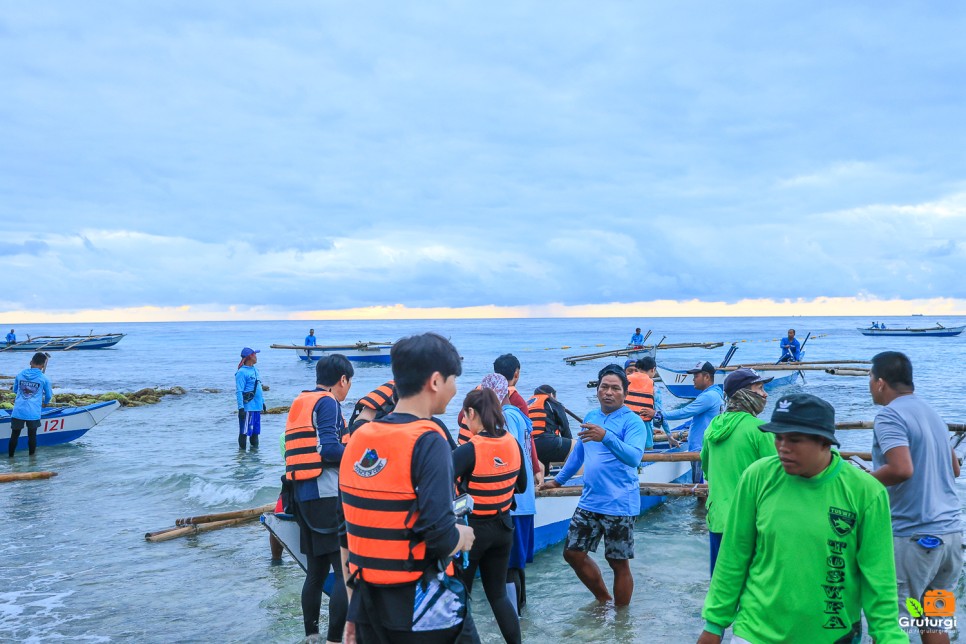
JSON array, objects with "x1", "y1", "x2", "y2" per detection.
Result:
[
  {"x1": 759, "y1": 393, "x2": 839, "y2": 446},
  {"x1": 724, "y1": 368, "x2": 774, "y2": 398},
  {"x1": 686, "y1": 361, "x2": 716, "y2": 376}
]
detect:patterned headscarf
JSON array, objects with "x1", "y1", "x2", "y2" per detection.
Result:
[
  {"x1": 727, "y1": 387, "x2": 767, "y2": 416},
  {"x1": 480, "y1": 373, "x2": 509, "y2": 403}
]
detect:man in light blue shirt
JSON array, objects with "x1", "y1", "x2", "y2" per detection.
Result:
[
  {"x1": 657, "y1": 361, "x2": 723, "y2": 483},
  {"x1": 8, "y1": 352, "x2": 53, "y2": 458},
  {"x1": 541, "y1": 364, "x2": 646, "y2": 606},
  {"x1": 5, "y1": 329, "x2": 15, "y2": 345},
  {"x1": 629, "y1": 327, "x2": 644, "y2": 346},
  {"x1": 304, "y1": 329, "x2": 317, "y2": 347},
  {"x1": 235, "y1": 347, "x2": 265, "y2": 450}
]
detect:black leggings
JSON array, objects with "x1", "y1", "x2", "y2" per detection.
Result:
[
  {"x1": 8, "y1": 419, "x2": 40, "y2": 458},
  {"x1": 461, "y1": 516, "x2": 520, "y2": 644},
  {"x1": 303, "y1": 550, "x2": 347, "y2": 641}
]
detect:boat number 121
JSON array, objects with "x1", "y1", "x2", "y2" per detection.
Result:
[{"x1": 43, "y1": 418, "x2": 65, "y2": 432}]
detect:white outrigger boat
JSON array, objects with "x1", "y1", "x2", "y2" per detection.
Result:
[
  {"x1": 0, "y1": 400, "x2": 120, "y2": 452},
  {"x1": 261, "y1": 445, "x2": 692, "y2": 571},
  {"x1": 0, "y1": 333, "x2": 125, "y2": 352},
  {"x1": 857, "y1": 324, "x2": 964, "y2": 337},
  {"x1": 270, "y1": 342, "x2": 393, "y2": 364}
]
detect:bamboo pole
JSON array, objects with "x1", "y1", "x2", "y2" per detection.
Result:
[
  {"x1": 175, "y1": 503, "x2": 274, "y2": 526},
  {"x1": 146, "y1": 516, "x2": 259, "y2": 542},
  {"x1": 640, "y1": 451, "x2": 872, "y2": 462},
  {"x1": 0, "y1": 471, "x2": 57, "y2": 483},
  {"x1": 835, "y1": 421, "x2": 966, "y2": 432},
  {"x1": 825, "y1": 368, "x2": 870, "y2": 376},
  {"x1": 537, "y1": 483, "x2": 708, "y2": 498}
]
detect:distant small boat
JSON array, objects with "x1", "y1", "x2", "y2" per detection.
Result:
[
  {"x1": 0, "y1": 400, "x2": 121, "y2": 452},
  {"x1": 270, "y1": 341, "x2": 393, "y2": 364},
  {"x1": 857, "y1": 324, "x2": 964, "y2": 337},
  {"x1": 0, "y1": 333, "x2": 125, "y2": 352}
]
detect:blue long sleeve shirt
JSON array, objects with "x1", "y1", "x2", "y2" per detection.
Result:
[
  {"x1": 630, "y1": 333, "x2": 644, "y2": 345},
  {"x1": 12, "y1": 368, "x2": 53, "y2": 420},
  {"x1": 663, "y1": 384, "x2": 724, "y2": 451},
  {"x1": 234, "y1": 365, "x2": 264, "y2": 411},
  {"x1": 5, "y1": 332, "x2": 15, "y2": 344},
  {"x1": 555, "y1": 406, "x2": 646, "y2": 516},
  {"x1": 504, "y1": 404, "x2": 536, "y2": 516},
  {"x1": 779, "y1": 337, "x2": 801, "y2": 361},
  {"x1": 304, "y1": 335, "x2": 317, "y2": 346}
]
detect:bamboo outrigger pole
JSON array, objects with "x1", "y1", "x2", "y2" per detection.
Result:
[{"x1": 0, "y1": 471, "x2": 57, "y2": 483}]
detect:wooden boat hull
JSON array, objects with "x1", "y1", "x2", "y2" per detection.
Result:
[
  {"x1": 656, "y1": 364, "x2": 801, "y2": 400},
  {"x1": 857, "y1": 325, "x2": 964, "y2": 337},
  {"x1": 0, "y1": 400, "x2": 121, "y2": 452},
  {"x1": 261, "y1": 450, "x2": 692, "y2": 567},
  {"x1": 1, "y1": 334, "x2": 125, "y2": 351}
]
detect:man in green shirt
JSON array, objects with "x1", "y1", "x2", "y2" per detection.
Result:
[
  {"x1": 700, "y1": 368, "x2": 775, "y2": 575},
  {"x1": 697, "y1": 393, "x2": 907, "y2": 644}
]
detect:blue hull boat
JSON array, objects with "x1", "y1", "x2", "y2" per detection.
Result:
[
  {"x1": 271, "y1": 342, "x2": 392, "y2": 364},
  {"x1": 857, "y1": 325, "x2": 964, "y2": 337},
  {"x1": 1, "y1": 333, "x2": 125, "y2": 352}
]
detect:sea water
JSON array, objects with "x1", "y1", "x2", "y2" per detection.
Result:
[{"x1": 0, "y1": 316, "x2": 963, "y2": 643}]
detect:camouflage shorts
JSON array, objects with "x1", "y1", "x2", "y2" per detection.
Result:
[{"x1": 565, "y1": 508, "x2": 636, "y2": 560}]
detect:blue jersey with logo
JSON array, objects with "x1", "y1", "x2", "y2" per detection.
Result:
[{"x1": 12, "y1": 368, "x2": 53, "y2": 420}]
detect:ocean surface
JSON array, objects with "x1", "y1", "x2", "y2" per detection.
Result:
[{"x1": 1, "y1": 316, "x2": 964, "y2": 643}]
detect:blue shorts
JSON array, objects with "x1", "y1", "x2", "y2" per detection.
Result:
[
  {"x1": 508, "y1": 515, "x2": 534, "y2": 569},
  {"x1": 239, "y1": 411, "x2": 261, "y2": 436}
]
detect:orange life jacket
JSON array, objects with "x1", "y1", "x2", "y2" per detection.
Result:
[
  {"x1": 457, "y1": 385, "x2": 483, "y2": 445},
  {"x1": 285, "y1": 390, "x2": 338, "y2": 481},
  {"x1": 625, "y1": 372, "x2": 655, "y2": 419},
  {"x1": 466, "y1": 432, "x2": 521, "y2": 516},
  {"x1": 527, "y1": 394, "x2": 551, "y2": 436},
  {"x1": 359, "y1": 381, "x2": 396, "y2": 413},
  {"x1": 340, "y1": 418, "x2": 455, "y2": 586}
]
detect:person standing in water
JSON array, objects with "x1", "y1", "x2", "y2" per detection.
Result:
[
  {"x1": 8, "y1": 352, "x2": 53, "y2": 458},
  {"x1": 235, "y1": 347, "x2": 264, "y2": 449}
]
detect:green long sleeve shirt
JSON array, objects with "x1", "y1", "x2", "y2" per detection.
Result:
[
  {"x1": 702, "y1": 453, "x2": 908, "y2": 644},
  {"x1": 700, "y1": 411, "x2": 777, "y2": 534}
]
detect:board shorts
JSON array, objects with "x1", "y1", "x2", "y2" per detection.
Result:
[
  {"x1": 565, "y1": 507, "x2": 635, "y2": 560},
  {"x1": 10, "y1": 418, "x2": 41, "y2": 432},
  {"x1": 895, "y1": 531, "x2": 963, "y2": 628},
  {"x1": 238, "y1": 410, "x2": 261, "y2": 436},
  {"x1": 508, "y1": 514, "x2": 534, "y2": 569}
]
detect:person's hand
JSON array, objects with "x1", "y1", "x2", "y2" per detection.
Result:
[
  {"x1": 534, "y1": 469, "x2": 544, "y2": 487},
  {"x1": 696, "y1": 631, "x2": 721, "y2": 644},
  {"x1": 456, "y1": 523, "x2": 475, "y2": 552},
  {"x1": 578, "y1": 423, "x2": 606, "y2": 442},
  {"x1": 538, "y1": 479, "x2": 561, "y2": 491},
  {"x1": 667, "y1": 432, "x2": 681, "y2": 448},
  {"x1": 344, "y1": 621, "x2": 357, "y2": 644},
  {"x1": 237, "y1": 408, "x2": 245, "y2": 422}
]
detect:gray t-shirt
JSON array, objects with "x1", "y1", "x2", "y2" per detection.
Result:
[{"x1": 871, "y1": 394, "x2": 961, "y2": 537}]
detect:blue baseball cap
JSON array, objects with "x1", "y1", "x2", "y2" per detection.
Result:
[{"x1": 240, "y1": 347, "x2": 260, "y2": 358}]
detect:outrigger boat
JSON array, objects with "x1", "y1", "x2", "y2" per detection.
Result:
[
  {"x1": 564, "y1": 332, "x2": 725, "y2": 366},
  {"x1": 0, "y1": 333, "x2": 125, "y2": 352},
  {"x1": 270, "y1": 341, "x2": 393, "y2": 364},
  {"x1": 857, "y1": 324, "x2": 964, "y2": 337},
  {"x1": 0, "y1": 400, "x2": 120, "y2": 452},
  {"x1": 261, "y1": 444, "x2": 692, "y2": 570}
]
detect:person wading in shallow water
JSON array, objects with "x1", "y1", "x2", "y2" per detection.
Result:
[
  {"x1": 8, "y1": 352, "x2": 52, "y2": 458},
  {"x1": 235, "y1": 347, "x2": 264, "y2": 449},
  {"x1": 540, "y1": 364, "x2": 646, "y2": 607}
]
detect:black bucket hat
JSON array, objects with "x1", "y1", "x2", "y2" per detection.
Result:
[{"x1": 759, "y1": 393, "x2": 839, "y2": 446}]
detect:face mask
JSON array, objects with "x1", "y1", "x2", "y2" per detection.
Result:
[{"x1": 727, "y1": 388, "x2": 766, "y2": 416}]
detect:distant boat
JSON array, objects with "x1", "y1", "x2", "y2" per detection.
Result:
[
  {"x1": 0, "y1": 333, "x2": 125, "y2": 352},
  {"x1": 270, "y1": 341, "x2": 393, "y2": 364},
  {"x1": 857, "y1": 324, "x2": 964, "y2": 337},
  {"x1": 0, "y1": 400, "x2": 121, "y2": 452}
]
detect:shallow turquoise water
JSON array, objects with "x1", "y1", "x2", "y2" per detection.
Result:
[{"x1": 1, "y1": 316, "x2": 963, "y2": 642}]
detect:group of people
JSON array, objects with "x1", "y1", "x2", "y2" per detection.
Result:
[
  {"x1": 236, "y1": 328, "x2": 961, "y2": 644},
  {"x1": 872, "y1": 321, "x2": 890, "y2": 330},
  {"x1": 696, "y1": 351, "x2": 961, "y2": 644}
]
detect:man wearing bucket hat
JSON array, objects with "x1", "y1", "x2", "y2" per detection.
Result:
[
  {"x1": 235, "y1": 347, "x2": 264, "y2": 449},
  {"x1": 699, "y1": 368, "x2": 776, "y2": 575},
  {"x1": 697, "y1": 393, "x2": 905, "y2": 644},
  {"x1": 657, "y1": 361, "x2": 724, "y2": 483}
]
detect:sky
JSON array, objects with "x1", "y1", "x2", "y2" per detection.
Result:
[{"x1": 3, "y1": 2, "x2": 966, "y2": 321}]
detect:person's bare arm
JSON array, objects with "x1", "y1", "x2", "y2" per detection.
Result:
[
  {"x1": 870, "y1": 446, "x2": 913, "y2": 486},
  {"x1": 952, "y1": 448, "x2": 961, "y2": 478}
]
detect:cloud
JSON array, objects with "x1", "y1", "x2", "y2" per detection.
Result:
[
  {"x1": 0, "y1": 240, "x2": 48, "y2": 256},
  {"x1": 2, "y1": 3, "x2": 966, "y2": 316}
]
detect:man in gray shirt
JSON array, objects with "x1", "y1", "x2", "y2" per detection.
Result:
[{"x1": 870, "y1": 351, "x2": 961, "y2": 644}]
